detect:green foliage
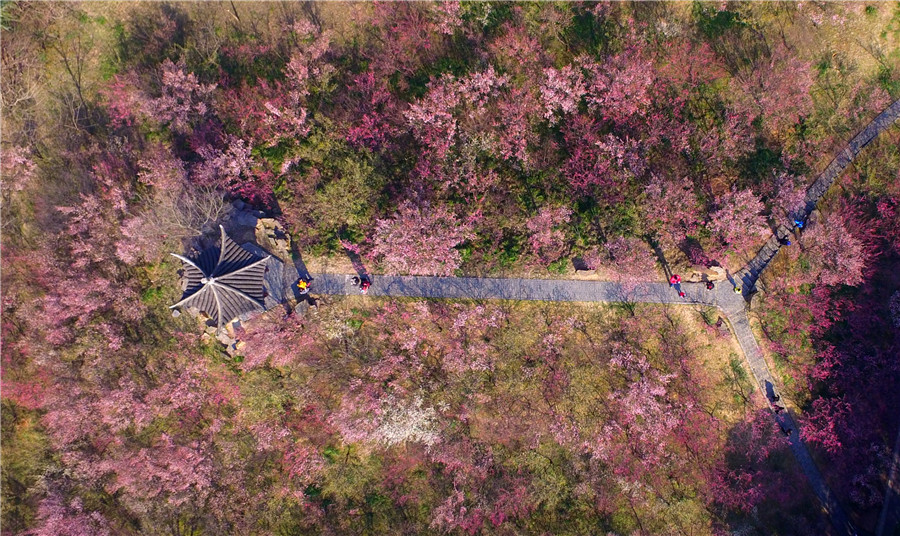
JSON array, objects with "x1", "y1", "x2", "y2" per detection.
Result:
[
  {"x1": 497, "y1": 232, "x2": 524, "y2": 269},
  {"x1": 399, "y1": 53, "x2": 471, "y2": 101},
  {"x1": 282, "y1": 127, "x2": 387, "y2": 248},
  {"x1": 140, "y1": 285, "x2": 165, "y2": 305},
  {"x1": 460, "y1": 1, "x2": 514, "y2": 32},
  {"x1": 723, "y1": 355, "x2": 753, "y2": 405},
  {"x1": 547, "y1": 258, "x2": 568, "y2": 274},
  {"x1": 564, "y1": 6, "x2": 611, "y2": 57},
  {"x1": 876, "y1": 64, "x2": 900, "y2": 97},
  {"x1": 220, "y1": 39, "x2": 286, "y2": 85},
  {"x1": 739, "y1": 142, "x2": 782, "y2": 187},
  {"x1": 1, "y1": 402, "x2": 48, "y2": 533},
  {"x1": 693, "y1": 2, "x2": 746, "y2": 39}
]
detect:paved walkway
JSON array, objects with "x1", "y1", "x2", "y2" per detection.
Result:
[
  {"x1": 302, "y1": 100, "x2": 900, "y2": 536},
  {"x1": 314, "y1": 274, "x2": 723, "y2": 306},
  {"x1": 735, "y1": 98, "x2": 900, "y2": 296}
]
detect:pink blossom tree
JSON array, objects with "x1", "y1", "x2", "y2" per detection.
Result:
[
  {"x1": 708, "y1": 187, "x2": 768, "y2": 255},
  {"x1": 563, "y1": 116, "x2": 643, "y2": 196},
  {"x1": 345, "y1": 70, "x2": 402, "y2": 152},
  {"x1": 31, "y1": 492, "x2": 113, "y2": 536},
  {"x1": 145, "y1": 59, "x2": 215, "y2": 133},
  {"x1": 641, "y1": 175, "x2": 702, "y2": 249},
  {"x1": 602, "y1": 236, "x2": 658, "y2": 289},
  {"x1": 800, "y1": 214, "x2": 867, "y2": 287},
  {"x1": 525, "y1": 206, "x2": 572, "y2": 265},
  {"x1": 582, "y1": 46, "x2": 654, "y2": 127},
  {"x1": 539, "y1": 64, "x2": 586, "y2": 124},
  {"x1": 730, "y1": 42, "x2": 814, "y2": 133},
  {"x1": 0, "y1": 145, "x2": 36, "y2": 196},
  {"x1": 370, "y1": 202, "x2": 474, "y2": 275}
]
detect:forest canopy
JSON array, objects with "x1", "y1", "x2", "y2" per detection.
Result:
[{"x1": 2, "y1": 2, "x2": 899, "y2": 535}]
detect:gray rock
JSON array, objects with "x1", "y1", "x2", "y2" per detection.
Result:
[{"x1": 233, "y1": 210, "x2": 259, "y2": 228}]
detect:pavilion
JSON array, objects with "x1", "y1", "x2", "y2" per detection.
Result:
[{"x1": 170, "y1": 225, "x2": 271, "y2": 333}]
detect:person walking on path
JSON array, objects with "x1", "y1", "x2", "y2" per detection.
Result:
[
  {"x1": 779, "y1": 237, "x2": 792, "y2": 246},
  {"x1": 669, "y1": 274, "x2": 681, "y2": 286},
  {"x1": 297, "y1": 279, "x2": 310, "y2": 295},
  {"x1": 733, "y1": 284, "x2": 742, "y2": 294},
  {"x1": 706, "y1": 281, "x2": 715, "y2": 291}
]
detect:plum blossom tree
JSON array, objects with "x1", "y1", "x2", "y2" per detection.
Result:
[
  {"x1": 642, "y1": 175, "x2": 702, "y2": 249},
  {"x1": 771, "y1": 170, "x2": 808, "y2": 221},
  {"x1": 405, "y1": 67, "x2": 509, "y2": 162},
  {"x1": 730, "y1": 42, "x2": 814, "y2": 133},
  {"x1": 330, "y1": 383, "x2": 438, "y2": 448},
  {"x1": 192, "y1": 135, "x2": 273, "y2": 205},
  {"x1": 370, "y1": 202, "x2": 474, "y2": 276},
  {"x1": 525, "y1": 206, "x2": 572, "y2": 265},
  {"x1": 603, "y1": 236, "x2": 658, "y2": 289},
  {"x1": 345, "y1": 70, "x2": 402, "y2": 152},
  {"x1": 0, "y1": 145, "x2": 36, "y2": 195},
  {"x1": 800, "y1": 214, "x2": 867, "y2": 287},
  {"x1": 599, "y1": 348, "x2": 678, "y2": 468},
  {"x1": 708, "y1": 188, "x2": 768, "y2": 255},
  {"x1": 31, "y1": 492, "x2": 113, "y2": 536},
  {"x1": 539, "y1": 64, "x2": 586, "y2": 124},
  {"x1": 263, "y1": 21, "x2": 333, "y2": 141},
  {"x1": 145, "y1": 59, "x2": 215, "y2": 133},
  {"x1": 563, "y1": 116, "x2": 643, "y2": 196},
  {"x1": 487, "y1": 22, "x2": 548, "y2": 81},
  {"x1": 365, "y1": 2, "x2": 446, "y2": 79},
  {"x1": 98, "y1": 434, "x2": 214, "y2": 508},
  {"x1": 581, "y1": 47, "x2": 654, "y2": 127},
  {"x1": 236, "y1": 312, "x2": 319, "y2": 371}
]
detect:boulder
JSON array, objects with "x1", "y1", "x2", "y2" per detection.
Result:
[
  {"x1": 709, "y1": 266, "x2": 727, "y2": 280},
  {"x1": 233, "y1": 210, "x2": 259, "y2": 228},
  {"x1": 686, "y1": 265, "x2": 726, "y2": 282}
]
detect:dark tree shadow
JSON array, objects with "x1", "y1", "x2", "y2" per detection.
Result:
[
  {"x1": 343, "y1": 245, "x2": 369, "y2": 279},
  {"x1": 646, "y1": 235, "x2": 672, "y2": 281},
  {"x1": 572, "y1": 256, "x2": 590, "y2": 272}
]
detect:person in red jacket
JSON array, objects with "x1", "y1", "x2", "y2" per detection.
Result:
[
  {"x1": 669, "y1": 274, "x2": 681, "y2": 286},
  {"x1": 360, "y1": 278, "x2": 371, "y2": 295}
]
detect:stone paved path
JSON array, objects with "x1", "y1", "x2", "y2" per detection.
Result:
[
  {"x1": 314, "y1": 274, "x2": 722, "y2": 305},
  {"x1": 735, "y1": 99, "x2": 900, "y2": 296},
  {"x1": 301, "y1": 100, "x2": 900, "y2": 536}
]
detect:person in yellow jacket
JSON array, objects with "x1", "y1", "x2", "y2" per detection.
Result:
[{"x1": 297, "y1": 279, "x2": 310, "y2": 294}]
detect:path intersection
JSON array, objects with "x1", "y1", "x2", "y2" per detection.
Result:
[{"x1": 306, "y1": 100, "x2": 900, "y2": 536}]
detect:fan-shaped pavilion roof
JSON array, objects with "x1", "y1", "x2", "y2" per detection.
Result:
[{"x1": 170, "y1": 225, "x2": 271, "y2": 332}]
